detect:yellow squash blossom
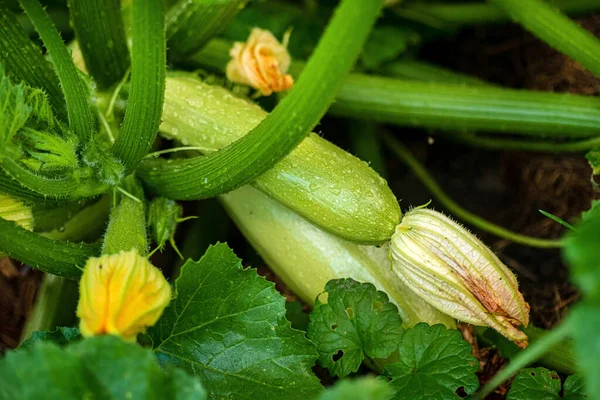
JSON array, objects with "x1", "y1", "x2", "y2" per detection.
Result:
[
  {"x1": 77, "y1": 250, "x2": 171, "y2": 342},
  {"x1": 226, "y1": 28, "x2": 294, "y2": 96}
]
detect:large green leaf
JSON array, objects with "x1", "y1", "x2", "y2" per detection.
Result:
[
  {"x1": 507, "y1": 367, "x2": 586, "y2": 400},
  {"x1": 0, "y1": 336, "x2": 205, "y2": 399},
  {"x1": 307, "y1": 279, "x2": 404, "y2": 378},
  {"x1": 317, "y1": 377, "x2": 394, "y2": 400},
  {"x1": 384, "y1": 323, "x2": 479, "y2": 400},
  {"x1": 149, "y1": 243, "x2": 322, "y2": 400}
]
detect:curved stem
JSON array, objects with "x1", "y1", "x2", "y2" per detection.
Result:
[
  {"x1": 139, "y1": 0, "x2": 386, "y2": 199},
  {"x1": 383, "y1": 134, "x2": 563, "y2": 248},
  {"x1": 442, "y1": 132, "x2": 600, "y2": 153}
]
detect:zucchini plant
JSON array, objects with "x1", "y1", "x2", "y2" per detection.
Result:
[{"x1": 0, "y1": 0, "x2": 599, "y2": 399}]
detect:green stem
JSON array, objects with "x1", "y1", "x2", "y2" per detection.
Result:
[
  {"x1": 111, "y1": 0, "x2": 165, "y2": 175},
  {"x1": 166, "y1": 0, "x2": 248, "y2": 62},
  {"x1": 1, "y1": 157, "x2": 80, "y2": 198},
  {"x1": 67, "y1": 0, "x2": 130, "y2": 89},
  {"x1": 0, "y1": 168, "x2": 64, "y2": 204},
  {"x1": 446, "y1": 132, "x2": 600, "y2": 153},
  {"x1": 489, "y1": 0, "x2": 600, "y2": 78},
  {"x1": 331, "y1": 75, "x2": 600, "y2": 138},
  {"x1": 397, "y1": 0, "x2": 600, "y2": 26},
  {"x1": 0, "y1": 6, "x2": 67, "y2": 119},
  {"x1": 101, "y1": 178, "x2": 147, "y2": 255},
  {"x1": 20, "y1": 274, "x2": 79, "y2": 341},
  {"x1": 22, "y1": 195, "x2": 111, "y2": 340},
  {"x1": 383, "y1": 134, "x2": 563, "y2": 248},
  {"x1": 477, "y1": 318, "x2": 574, "y2": 398},
  {"x1": 19, "y1": 0, "x2": 96, "y2": 142},
  {"x1": 0, "y1": 217, "x2": 99, "y2": 278},
  {"x1": 139, "y1": 0, "x2": 386, "y2": 200}
]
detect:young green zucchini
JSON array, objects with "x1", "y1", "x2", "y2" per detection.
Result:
[
  {"x1": 159, "y1": 75, "x2": 401, "y2": 244},
  {"x1": 220, "y1": 185, "x2": 455, "y2": 328}
]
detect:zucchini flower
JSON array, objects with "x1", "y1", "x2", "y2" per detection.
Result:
[
  {"x1": 0, "y1": 193, "x2": 33, "y2": 231},
  {"x1": 226, "y1": 28, "x2": 294, "y2": 96},
  {"x1": 390, "y1": 208, "x2": 530, "y2": 347},
  {"x1": 77, "y1": 250, "x2": 171, "y2": 342}
]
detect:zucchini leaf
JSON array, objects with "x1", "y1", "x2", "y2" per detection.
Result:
[
  {"x1": 383, "y1": 323, "x2": 479, "y2": 399},
  {"x1": 507, "y1": 368, "x2": 586, "y2": 400},
  {"x1": 307, "y1": 279, "x2": 404, "y2": 378},
  {"x1": 0, "y1": 336, "x2": 206, "y2": 399},
  {"x1": 148, "y1": 243, "x2": 322, "y2": 400},
  {"x1": 317, "y1": 377, "x2": 393, "y2": 400}
]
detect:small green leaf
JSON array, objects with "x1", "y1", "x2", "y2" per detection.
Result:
[
  {"x1": 384, "y1": 323, "x2": 479, "y2": 399},
  {"x1": 580, "y1": 201, "x2": 600, "y2": 223},
  {"x1": 563, "y1": 375, "x2": 588, "y2": 400},
  {"x1": 507, "y1": 367, "x2": 586, "y2": 400},
  {"x1": 307, "y1": 278, "x2": 404, "y2": 378},
  {"x1": 585, "y1": 148, "x2": 600, "y2": 175},
  {"x1": 539, "y1": 210, "x2": 576, "y2": 232},
  {"x1": 20, "y1": 327, "x2": 80, "y2": 349},
  {"x1": 317, "y1": 377, "x2": 394, "y2": 400},
  {"x1": 507, "y1": 368, "x2": 562, "y2": 400},
  {"x1": 0, "y1": 336, "x2": 206, "y2": 399},
  {"x1": 147, "y1": 197, "x2": 184, "y2": 255},
  {"x1": 149, "y1": 243, "x2": 322, "y2": 400}
]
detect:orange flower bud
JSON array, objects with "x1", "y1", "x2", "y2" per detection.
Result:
[
  {"x1": 226, "y1": 28, "x2": 294, "y2": 96},
  {"x1": 77, "y1": 250, "x2": 171, "y2": 342}
]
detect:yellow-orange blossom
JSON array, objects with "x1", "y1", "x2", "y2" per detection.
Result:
[
  {"x1": 77, "y1": 250, "x2": 171, "y2": 342},
  {"x1": 226, "y1": 28, "x2": 294, "y2": 96}
]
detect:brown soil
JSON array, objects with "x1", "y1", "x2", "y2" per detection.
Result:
[{"x1": 0, "y1": 258, "x2": 42, "y2": 352}]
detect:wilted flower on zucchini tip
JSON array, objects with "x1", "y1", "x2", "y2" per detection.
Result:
[
  {"x1": 390, "y1": 208, "x2": 530, "y2": 347},
  {"x1": 77, "y1": 250, "x2": 171, "y2": 342},
  {"x1": 226, "y1": 28, "x2": 294, "y2": 96}
]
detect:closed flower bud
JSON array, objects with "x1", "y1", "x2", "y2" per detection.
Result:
[
  {"x1": 77, "y1": 250, "x2": 171, "y2": 342},
  {"x1": 0, "y1": 193, "x2": 33, "y2": 231},
  {"x1": 390, "y1": 208, "x2": 530, "y2": 347},
  {"x1": 226, "y1": 28, "x2": 294, "y2": 96}
]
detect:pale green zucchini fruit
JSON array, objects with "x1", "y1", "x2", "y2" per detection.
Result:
[
  {"x1": 220, "y1": 185, "x2": 455, "y2": 328},
  {"x1": 160, "y1": 75, "x2": 401, "y2": 244}
]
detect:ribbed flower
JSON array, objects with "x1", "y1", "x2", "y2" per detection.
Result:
[
  {"x1": 77, "y1": 250, "x2": 171, "y2": 342},
  {"x1": 0, "y1": 193, "x2": 34, "y2": 231},
  {"x1": 226, "y1": 28, "x2": 294, "y2": 96},
  {"x1": 390, "y1": 208, "x2": 530, "y2": 347}
]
